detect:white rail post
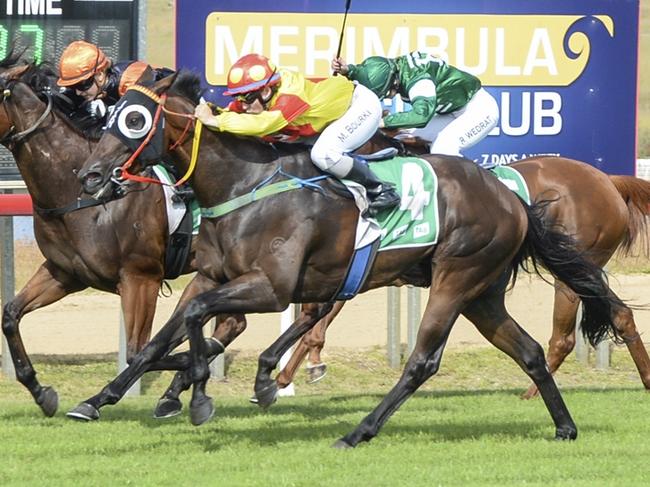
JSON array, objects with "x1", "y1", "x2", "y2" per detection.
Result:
[
  {"x1": 278, "y1": 304, "x2": 296, "y2": 396},
  {"x1": 387, "y1": 287, "x2": 401, "y2": 368},
  {"x1": 407, "y1": 286, "x2": 420, "y2": 354},
  {"x1": 574, "y1": 305, "x2": 589, "y2": 365},
  {"x1": 209, "y1": 317, "x2": 225, "y2": 380}
]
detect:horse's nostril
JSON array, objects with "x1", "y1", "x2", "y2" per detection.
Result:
[{"x1": 84, "y1": 171, "x2": 103, "y2": 188}]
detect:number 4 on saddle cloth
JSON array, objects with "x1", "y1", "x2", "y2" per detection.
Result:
[{"x1": 335, "y1": 155, "x2": 531, "y2": 300}]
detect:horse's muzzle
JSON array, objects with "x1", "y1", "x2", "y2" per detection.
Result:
[{"x1": 79, "y1": 165, "x2": 109, "y2": 197}]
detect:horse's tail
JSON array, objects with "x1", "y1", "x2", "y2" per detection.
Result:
[
  {"x1": 609, "y1": 175, "x2": 650, "y2": 257},
  {"x1": 512, "y1": 199, "x2": 626, "y2": 347}
]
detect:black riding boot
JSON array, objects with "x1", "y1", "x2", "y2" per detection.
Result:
[{"x1": 345, "y1": 158, "x2": 401, "y2": 216}]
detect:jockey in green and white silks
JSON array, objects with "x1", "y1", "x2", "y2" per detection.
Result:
[{"x1": 332, "y1": 51, "x2": 499, "y2": 157}]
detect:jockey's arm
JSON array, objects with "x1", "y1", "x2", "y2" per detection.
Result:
[
  {"x1": 383, "y1": 79, "x2": 437, "y2": 130},
  {"x1": 209, "y1": 109, "x2": 289, "y2": 137}
]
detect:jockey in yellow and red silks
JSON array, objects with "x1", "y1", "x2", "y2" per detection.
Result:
[{"x1": 194, "y1": 53, "x2": 400, "y2": 214}]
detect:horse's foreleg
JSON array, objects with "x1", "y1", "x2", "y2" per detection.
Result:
[
  {"x1": 153, "y1": 313, "x2": 247, "y2": 419},
  {"x1": 335, "y1": 289, "x2": 457, "y2": 448},
  {"x1": 465, "y1": 292, "x2": 577, "y2": 441},
  {"x1": 2, "y1": 263, "x2": 85, "y2": 416},
  {"x1": 522, "y1": 281, "x2": 579, "y2": 399},
  {"x1": 253, "y1": 302, "x2": 333, "y2": 410},
  {"x1": 117, "y1": 273, "x2": 161, "y2": 361},
  {"x1": 67, "y1": 274, "x2": 216, "y2": 421}
]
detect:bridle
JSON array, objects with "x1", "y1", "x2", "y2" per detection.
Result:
[
  {"x1": 0, "y1": 81, "x2": 54, "y2": 148},
  {"x1": 111, "y1": 84, "x2": 201, "y2": 188}
]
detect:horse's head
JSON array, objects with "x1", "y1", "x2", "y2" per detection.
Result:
[
  {"x1": 0, "y1": 51, "x2": 71, "y2": 150},
  {"x1": 0, "y1": 52, "x2": 41, "y2": 144},
  {"x1": 78, "y1": 70, "x2": 200, "y2": 198}
]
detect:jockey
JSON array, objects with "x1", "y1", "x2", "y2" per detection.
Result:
[
  {"x1": 56, "y1": 40, "x2": 173, "y2": 127},
  {"x1": 332, "y1": 51, "x2": 499, "y2": 157},
  {"x1": 194, "y1": 53, "x2": 401, "y2": 215}
]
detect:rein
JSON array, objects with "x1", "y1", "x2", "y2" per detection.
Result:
[
  {"x1": 115, "y1": 85, "x2": 201, "y2": 187},
  {"x1": 0, "y1": 85, "x2": 53, "y2": 147}
]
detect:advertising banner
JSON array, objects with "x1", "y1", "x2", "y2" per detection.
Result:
[{"x1": 176, "y1": 0, "x2": 639, "y2": 174}]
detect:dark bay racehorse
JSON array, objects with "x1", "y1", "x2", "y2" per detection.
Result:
[
  {"x1": 0, "y1": 54, "x2": 244, "y2": 416},
  {"x1": 76, "y1": 72, "x2": 627, "y2": 447},
  {"x1": 277, "y1": 156, "x2": 650, "y2": 398}
]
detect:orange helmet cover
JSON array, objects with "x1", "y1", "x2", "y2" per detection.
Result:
[{"x1": 57, "y1": 40, "x2": 109, "y2": 87}]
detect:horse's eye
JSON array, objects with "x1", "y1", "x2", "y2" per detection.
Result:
[
  {"x1": 125, "y1": 111, "x2": 148, "y2": 132},
  {"x1": 117, "y1": 104, "x2": 153, "y2": 139}
]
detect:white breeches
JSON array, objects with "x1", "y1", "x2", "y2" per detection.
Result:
[
  {"x1": 311, "y1": 83, "x2": 382, "y2": 177},
  {"x1": 409, "y1": 88, "x2": 499, "y2": 156}
]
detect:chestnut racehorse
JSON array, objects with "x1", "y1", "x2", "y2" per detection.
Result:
[{"x1": 75, "y1": 72, "x2": 627, "y2": 447}]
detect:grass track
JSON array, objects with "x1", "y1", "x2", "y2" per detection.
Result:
[{"x1": 1, "y1": 348, "x2": 649, "y2": 485}]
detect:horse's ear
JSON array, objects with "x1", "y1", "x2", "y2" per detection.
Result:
[
  {"x1": 4, "y1": 63, "x2": 30, "y2": 81},
  {"x1": 135, "y1": 65, "x2": 155, "y2": 87},
  {"x1": 153, "y1": 71, "x2": 179, "y2": 95}
]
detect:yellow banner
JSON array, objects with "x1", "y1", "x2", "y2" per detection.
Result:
[{"x1": 205, "y1": 13, "x2": 613, "y2": 86}]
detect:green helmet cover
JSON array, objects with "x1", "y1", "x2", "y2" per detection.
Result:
[{"x1": 349, "y1": 56, "x2": 396, "y2": 98}]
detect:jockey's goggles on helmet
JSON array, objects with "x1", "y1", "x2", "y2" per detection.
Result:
[
  {"x1": 235, "y1": 90, "x2": 262, "y2": 105},
  {"x1": 71, "y1": 76, "x2": 95, "y2": 92}
]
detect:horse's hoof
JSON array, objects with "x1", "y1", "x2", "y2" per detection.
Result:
[
  {"x1": 37, "y1": 386, "x2": 59, "y2": 417},
  {"x1": 189, "y1": 397, "x2": 215, "y2": 426},
  {"x1": 520, "y1": 385, "x2": 539, "y2": 400},
  {"x1": 66, "y1": 402, "x2": 100, "y2": 422},
  {"x1": 255, "y1": 383, "x2": 278, "y2": 409},
  {"x1": 306, "y1": 364, "x2": 327, "y2": 384},
  {"x1": 555, "y1": 427, "x2": 577, "y2": 441},
  {"x1": 332, "y1": 438, "x2": 354, "y2": 449},
  {"x1": 153, "y1": 398, "x2": 183, "y2": 419}
]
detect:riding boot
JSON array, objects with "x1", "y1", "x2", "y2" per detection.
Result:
[{"x1": 345, "y1": 157, "x2": 401, "y2": 215}]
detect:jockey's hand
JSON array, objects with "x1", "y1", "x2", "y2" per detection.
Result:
[
  {"x1": 194, "y1": 103, "x2": 218, "y2": 127},
  {"x1": 331, "y1": 57, "x2": 350, "y2": 76}
]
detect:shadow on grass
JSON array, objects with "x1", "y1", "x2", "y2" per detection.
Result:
[{"x1": 0, "y1": 386, "x2": 631, "y2": 451}]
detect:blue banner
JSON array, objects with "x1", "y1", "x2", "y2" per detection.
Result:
[{"x1": 175, "y1": 0, "x2": 639, "y2": 174}]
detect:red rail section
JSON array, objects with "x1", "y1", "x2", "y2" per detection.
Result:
[{"x1": 0, "y1": 194, "x2": 33, "y2": 216}]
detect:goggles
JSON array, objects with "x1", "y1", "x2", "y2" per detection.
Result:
[
  {"x1": 72, "y1": 76, "x2": 96, "y2": 92},
  {"x1": 235, "y1": 90, "x2": 262, "y2": 105}
]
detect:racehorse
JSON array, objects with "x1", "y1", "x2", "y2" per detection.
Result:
[
  {"x1": 76, "y1": 72, "x2": 627, "y2": 447},
  {"x1": 0, "y1": 53, "x2": 243, "y2": 416},
  {"x1": 277, "y1": 152, "x2": 650, "y2": 398}
]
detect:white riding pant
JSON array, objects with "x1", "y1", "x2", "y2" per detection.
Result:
[
  {"x1": 311, "y1": 83, "x2": 382, "y2": 178},
  {"x1": 408, "y1": 88, "x2": 499, "y2": 156}
]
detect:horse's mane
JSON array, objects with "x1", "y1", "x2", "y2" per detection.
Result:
[{"x1": 168, "y1": 70, "x2": 203, "y2": 104}]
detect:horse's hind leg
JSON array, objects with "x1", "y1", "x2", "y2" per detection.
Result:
[
  {"x1": 617, "y1": 306, "x2": 650, "y2": 389},
  {"x1": 276, "y1": 300, "x2": 346, "y2": 387},
  {"x1": 335, "y1": 289, "x2": 458, "y2": 448},
  {"x1": 464, "y1": 290, "x2": 577, "y2": 440},
  {"x1": 523, "y1": 280, "x2": 650, "y2": 399},
  {"x1": 2, "y1": 263, "x2": 85, "y2": 416},
  {"x1": 522, "y1": 281, "x2": 579, "y2": 399}
]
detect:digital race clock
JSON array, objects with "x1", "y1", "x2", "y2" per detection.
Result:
[{"x1": 0, "y1": 0, "x2": 139, "y2": 182}]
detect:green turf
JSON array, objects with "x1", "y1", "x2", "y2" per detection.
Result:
[{"x1": 1, "y1": 348, "x2": 649, "y2": 485}]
